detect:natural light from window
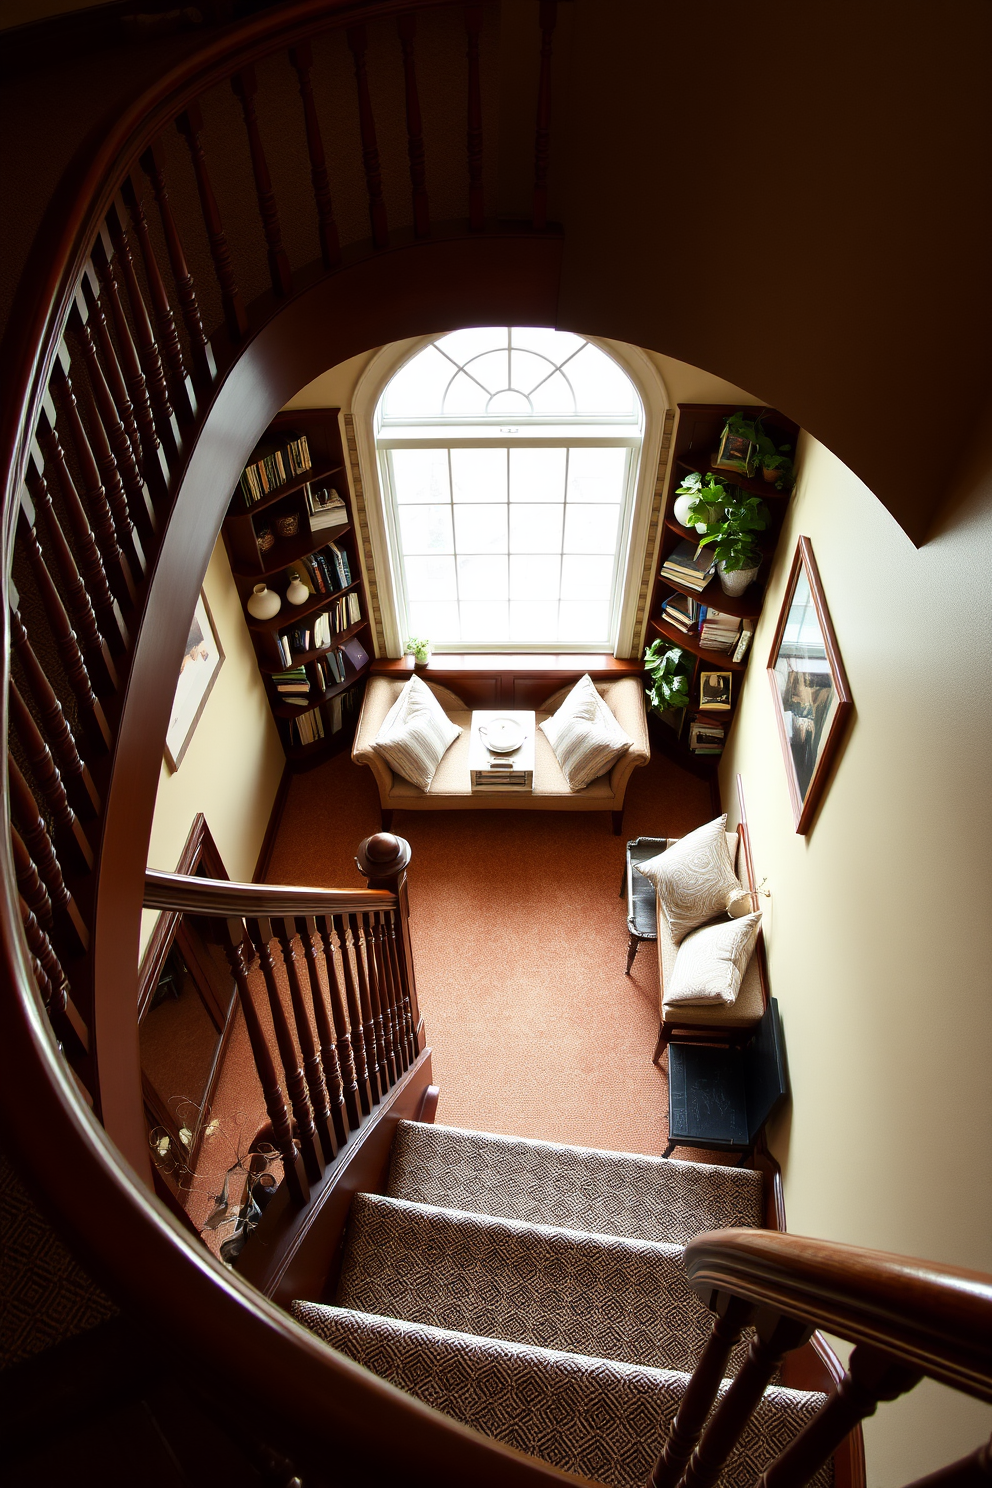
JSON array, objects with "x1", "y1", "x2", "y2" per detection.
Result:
[{"x1": 375, "y1": 327, "x2": 643, "y2": 650}]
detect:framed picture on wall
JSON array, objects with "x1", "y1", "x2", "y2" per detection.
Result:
[
  {"x1": 767, "y1": 536, "x2": 852, "y2": 834},
  {"x1": 164, "y1": 590, "x2": 225, "y2": 771}
]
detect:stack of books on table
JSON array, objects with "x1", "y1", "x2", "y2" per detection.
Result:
[
  {"x1": 660, "y1": 539, "x2": 716, "y2": 592},
  {"x1": 239, "y1": 431, "x2": 311, "y2": 504},
  {"x1": 307, "y1": 486, "x2": 348, "y2": 531},
  {"x1": 660, "y1": 595, "x2": 699, "y2": 634},
  {"x1": 290, "y1": 707, "x2": 325, "y2": 747},
  {"x1": 689, "y1": 718, "x2": 725, "y2": 756},
  {"x1": 699, "y1": 607, "x2": 741, "y2": 654}
]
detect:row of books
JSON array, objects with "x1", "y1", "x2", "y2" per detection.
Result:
[
  {"x1": 239, "y1": 431, "x2": 312, "y2": 504},
  {"x1": 271, "y1": 637, "x2": 370, "y2": 706},
  {"x1": 660, "y1": 538, "x2": 716, "y2": 592},
  {"x1": 689, "y1": 718, "x2": 725, "y2": 756},
  {"x1": 287, "y1": 686, "x2": 359, "y2": 748},
  {"x1": 660, "y1": 594, "x2": 755, "y2": 663},
  {"x1": 303, "y1": 542, "x2": 352, "y2": 596},
  {"x1": 307, "y1": 485, "x2": 348, "y2": 532},
  {"x1": 275, "y1": 593, "x2": 362, "y2": 665}
]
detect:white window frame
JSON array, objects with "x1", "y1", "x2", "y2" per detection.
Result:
[{"x1": 352, "y1": 333, "x2": 669, "y2": 658}]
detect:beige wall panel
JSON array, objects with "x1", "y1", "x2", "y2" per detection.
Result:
[
  {"x1": 719, "y1": 434, "x2": 992, "y2": 1480},
  {"x1": 139, "y1": 538, "x2": 285, "y2": 956}
]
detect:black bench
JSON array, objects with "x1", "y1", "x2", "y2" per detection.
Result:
[{"x1": 663, "y1": 998, "x2": 787, "y2": 1163}]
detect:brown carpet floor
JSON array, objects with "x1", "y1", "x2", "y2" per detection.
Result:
[{"x1": 265, "y1": 746, "x2": 717, "y2": 1159}]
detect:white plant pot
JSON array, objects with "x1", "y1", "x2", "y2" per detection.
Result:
[
  {"x1": 672, "y1": 494, "x2": 695, "y2": 527},
  {"x1": 717, "y1": 560, "x2": 760, "y2": 597},
  {"x1": 286, "y1": 574, "x2": 310, "y2": 605},
  {"x1": 247, "y1": 583, "x2": 282, "y2": 620}
]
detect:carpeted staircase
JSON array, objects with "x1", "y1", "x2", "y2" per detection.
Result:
[{"x1": 294, "y1": 1122, "x2": 830, "y2": 1488}]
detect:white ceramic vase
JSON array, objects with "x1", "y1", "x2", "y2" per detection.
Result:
[
  {"x1": 286, "y1": 573, "x2": 309, "y2": 605},
  {"x1": 717, "y1": 560, "x2": 760, "y2": 597},
  {"x1": 672, "y1": 494, "x2": 695, "y2": 527},
  {"x1": 247, "y1": 583, "x2": 282, "y2": 620}
]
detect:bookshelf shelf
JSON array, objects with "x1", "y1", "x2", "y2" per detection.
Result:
[
  {"x1": 222, "y1": 409, "x2": 372, "y2": 768},
  {"x1": 647, "y1": 403, "x2": 798, "y2": 771}
]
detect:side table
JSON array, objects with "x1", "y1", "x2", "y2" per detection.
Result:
[{"x1": 620, "y1": 836, "x2": 668, "y2": 974}]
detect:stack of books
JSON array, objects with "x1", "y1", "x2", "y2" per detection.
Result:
[
  {"x1": 272, "y1": 666, "x2": 309, "y2": 705},
  {"x1": 660, "y1": 539, "x2": 716, "y2": 593},
  {"x1": 288, "y1": 543, "x2": 352, "y2": 598},
  {"x1": 290, "y1": 707, "x2": 325, "y2": 747},
  {"x1": 699, "y1": 607, "x2": 741, "y2": 654},
  {"x1": 731, "y1": 619, "x2": 755, "y2": 663},
  {"x1": 660, "y1": 595, "x2": 699, "y2": 634},
  {"x1": 689, "y1": 718, "x2": 725, "y2": 756},
  {"x1": 239, "y1": 431, "x2": 311, "y2": 504},
  {"x1": 307, "y1": 486, "x2": 347, "y2": 531}
]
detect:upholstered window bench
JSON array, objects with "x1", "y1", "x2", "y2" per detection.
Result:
[{"x1": 353, "y1": 672, "x2": 650, "y2": 834}]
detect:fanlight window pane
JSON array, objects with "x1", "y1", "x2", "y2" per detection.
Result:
[
  {"x1": 510, "y1": 327, "x2": 585, "y2": 361},
  {"x1": 435, "y1": 327, "x2": 508, "y2": 364},
  {"x1": 444, "y1": 371, "x2": 490, "y2": 416},
  {"x1": 528, "y1": 370, "x2": 575, "y2": 415},
  {"x1": 567, "y1": 343, "x2": 639, "y2": 415},
  {"x1": 510, "y1": 448, "x2": 566, "y2": 503},
  {"x1": 380, "y1": 344, "x2": 453, "y2": 419},
  {"x1": 464, "y1": 349, "x2": 509, "y2": 393},
  {"x1": 390, "y1": 448, "x2": 450, "y2": 503},
  {"x1": 452, "y1": 448, "x2": 507, "y2": 503},
  {"x1": 510, "y1": 348, "x2": 556, "y2": 394},
  {"x1": 487, "y1": 389, "x2": 532, "y2": 415}
]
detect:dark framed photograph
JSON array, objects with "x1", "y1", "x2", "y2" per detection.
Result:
[
  {"x1": 164, "y1": 591, "x2": 225, "y2": 771},
  {"x1": 767, "y1": 537, "x2": 852, "y2": 834},
  {"x1": 699, "y1": 670, "x2": 732, "y2": 710}
]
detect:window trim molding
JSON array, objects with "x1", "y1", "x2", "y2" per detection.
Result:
[{"x1": 351, "y1": 332, "x2": 669, "y2": 659}]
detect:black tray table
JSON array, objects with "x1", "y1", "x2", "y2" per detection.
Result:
[{"x1": 620, "y1": 836, "x2": 668, "y2": 974}]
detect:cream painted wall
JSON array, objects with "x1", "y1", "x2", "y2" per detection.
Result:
[
  {"x1": 719, "y1": 433, "x2": 992, "y2": 1481},
  {"x1": 139, "y1": 538, "x2": 286, "y2": 957}
]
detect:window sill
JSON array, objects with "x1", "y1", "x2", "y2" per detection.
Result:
[{"x1": 372, "y1": 653, "x2": 642, "y2": 676}]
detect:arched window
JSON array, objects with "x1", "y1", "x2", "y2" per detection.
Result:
[{"x1": 374, "y1": 327, "x2": 644, "y2": 650}]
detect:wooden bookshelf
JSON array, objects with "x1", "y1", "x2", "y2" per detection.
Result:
[
  {"x1": 222, "y1": 409, "x2": 373, "y2": 770},
  {"x1": 647, "y1": 403, "x2": 798, "y2": 774}
]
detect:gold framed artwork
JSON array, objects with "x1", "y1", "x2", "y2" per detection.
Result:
[{"x1": 164, "y1": 590, "x2": 225, "y2": 771}]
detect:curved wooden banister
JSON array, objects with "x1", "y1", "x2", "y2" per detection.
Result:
[
  {"x1": 143, "y1": 867, "x2": 396, "y2": 917},
  {"x1": 684, "y1": 1228, "x2": 992, "y2": 1404}
]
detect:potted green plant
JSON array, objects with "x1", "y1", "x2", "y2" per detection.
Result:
[
  {"x1": 643, "y1": 639, "x2": 693, "y2": 726},
  {"x1": 405, "y1": 636, "x2": 432, "y2": 666},
  {"x1": 760, "y1": 446, "x2": 795, "y2": 490},
  {"x1": 713, "y1": 411, "x2": 770, "y2": 477},
  {"x1": 693, "y1": 492, "x2": 770, "y2": 596},
  {"x1": 672, "y1": 470, "x2": 729, "y2": 531}
]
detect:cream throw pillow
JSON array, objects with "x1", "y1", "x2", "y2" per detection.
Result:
[
  {"x1": 371, "y1": 675, "x2": 461, "y2": 791},
  {"x1": 636, "y1": 815, "x2": 740, "y2": 943},
  {"x1": 665, "y1": 912, "x2": 762, "y2": 1005},
  {"x1": 539, "y1": 674, "x2": 632, "y2": 790}
]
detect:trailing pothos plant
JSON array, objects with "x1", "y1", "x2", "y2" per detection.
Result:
[
  {"x1": 674, "y1": 469, "x2": 729, "y2": 526},
  {"x1": 644, "y1": 639, "x2": 693, "y2": 714},
  {"x1": 694, "y1": 492, "x2": 771, "y2": 572},
  {"x1": 722, "y1": 412, "x2": 795, "y2": 490}
]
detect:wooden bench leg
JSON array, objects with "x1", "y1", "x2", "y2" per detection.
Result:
[
  {"x1": 625, "y1": 934, "x2": 640, "y2": 975},
  {"x1": 662, "y1": 1141, "x2": 675, "y2": 1159},
  {"x1": 652, "y1": 1021, "x2": 670, "y2": 1067}
]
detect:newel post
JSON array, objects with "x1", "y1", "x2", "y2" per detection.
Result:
[{"x1": 355, "y1": 833, "x2": 422, "y2": 1051}]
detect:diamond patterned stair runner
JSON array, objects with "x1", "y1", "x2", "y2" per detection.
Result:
[
  {"x1": 292, "y1": 1303, "x2": 830, "y2": 1488},
  {"x1": 386, "y1": 1122, "x2": 764, "y2": 1245}
]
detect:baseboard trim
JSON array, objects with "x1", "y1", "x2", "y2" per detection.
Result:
[{"x1": 252, "y1": 762, "x2": 293, "y2": 883}]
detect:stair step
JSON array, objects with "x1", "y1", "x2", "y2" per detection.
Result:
[
  {"x1": 387, "y1": 1121, "x2": 763, "y2": 1246},
  {"x1": 335, "y1": 1194, "x2": 748, "y2": 1376},
  {"x1": 293, "y1": 1301, "x2": 831, "y2": 1488}
]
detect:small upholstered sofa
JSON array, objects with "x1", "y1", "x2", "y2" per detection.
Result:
[{"x1": 353, "y1": 675, "x2": 650, "y2": 834}]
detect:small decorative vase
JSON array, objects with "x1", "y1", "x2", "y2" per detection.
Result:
[
  {"x1": 247, "y1": 583, "x2": 282, "y2": 620},
  {"x1": 286, "y1": 572, "x2": 309, "y2": 605},
  {"x1": 717, "y1": 560, "x2": 760, "y2": 597},
  {"x1": 672, "y1": 494, "x2": 696, "y2": 528}
]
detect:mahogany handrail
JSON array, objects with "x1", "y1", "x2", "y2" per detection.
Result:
[
  {"x1": 684, "y1": 1228, "x2": 992, "y2": 1403},
  {"x1": 144, "y1": 868, "x2": 396, "y2": 918}
]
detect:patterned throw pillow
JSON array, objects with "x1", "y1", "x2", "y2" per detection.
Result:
[
  {"x1": 636, "y1": 815, "x2": 741, "y2": 943},
  {"x1": 539, "y1": 674, "x2": 632, "y2": 790},
  {"x1": 371, "y1": 675, "x2": 461, "y2": 791},
  {"x1": 665, "y1": 912, "x2": 762, "y2": 1005}
]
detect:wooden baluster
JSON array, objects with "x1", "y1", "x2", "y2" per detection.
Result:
[
  {"x1": 251, "y1": 918, "x2": 321, "y2": 1184},
  {"x1": 356, "y1": 833, "x2": 422, "y2": 1055},
  {"x1": 759, "y1": 1344, "x2": 923, "y2": 1488},
  {"x1": 373, "y1": 909, "x2": 404, "y2": 1078},
  {"x1": 346, "y1": 25, "x2": 389, "y2": 249},
  {"x1": 334, "y1": 912, "x2": 374, "y2": 1117},
  {"x1": 175, "y1": 102, "x2": 249, "y2": 341},
  {"x1": 105, "y1": 202, "x2": 180, "y2": 455},
  {"x1": 61, "y1": 332, "x2": 146, "y2": 580},
  {"x1": 396, "y1": 15, "x2": 430, "y2": 237},
  {"x1": 288, "y1": 43, "x2": 341, "y2": 271},
  {"x1": 231, "y1": 67, "x2": 293, "y2": 297},
  {"x1": 464, "y1": 3, "x2": 485, "y2": 231},
  {"x1": 366, "y1": 911, "x2": 398, "y2": 1087},
  {"x1": 50, "y1": 358, "x2": 137, "y2": 606},
  {"x1": 223, "y1": 923, "x2": 306, "y2": 1206},
  {"x1": 8, "y1": 681, "x2": 94, "y2": 873},
  {"x1": 13, "y1": 516, "x2": 113, "y2": 754},
  {"x1": 9, "y1": 600, "x2": 108, "y2": 782},
  {"x1": 140, "y1": 140, "x2": 216, "y2": 393},
  {"x1": 650, "y1": 1296, "x2": 756, "y2": 1488},
  {"x1": 380, "y1": 907, "x2": 410, "y2": 1072},
  {"x1": 120, "y1": 175, "x2": 196, "y2": 423},
  {"x1": 21, "y1": 900, "x2": 55, "y2": 1008},
  {"x1": 300, "y1": 915, "x2": 347, "y2": 1148},
  {"x1": 19, "y1": 895, "x2": 66, "y2": 1011},
  {"x1": 319, "y1": 914, "x2": 362, "y2": 1134},
  {"x1": 72, "y1": 291, "x2": 155, "y2": 559},
  {"x1": 349, "y1": 912, "x2": 384, "y2": 1102},
  {"x1": 673, "y1": 1311, "x2": 812, "y2": 1488},
  {"x1": 35, "y1": 396, "x2": 130, "y2": 656},
  {"x1": 275, "y1": 917, "x2": 336, "y2": 1166},
  {"x1": 7, "y1": 756, "x2": 88, "y2": 954},
  {"x1": 91, "y1": 226, "x2": 171, "y2": 499},
  {"x1": 11, "y1": 825, "x2": 54, "y2": 929},
  {"x1": 24, "y1": 463, "x2": 119, "y2": 698},
  {"x1": 81, "y1": 262, "x2": 142, "y2": 462},
  {"x1": 384, "y1": 907, "x2": 414, "y2": 1063},
  {"x1": 532, "y1": 0, "x2": 557, "y2": 230}
]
